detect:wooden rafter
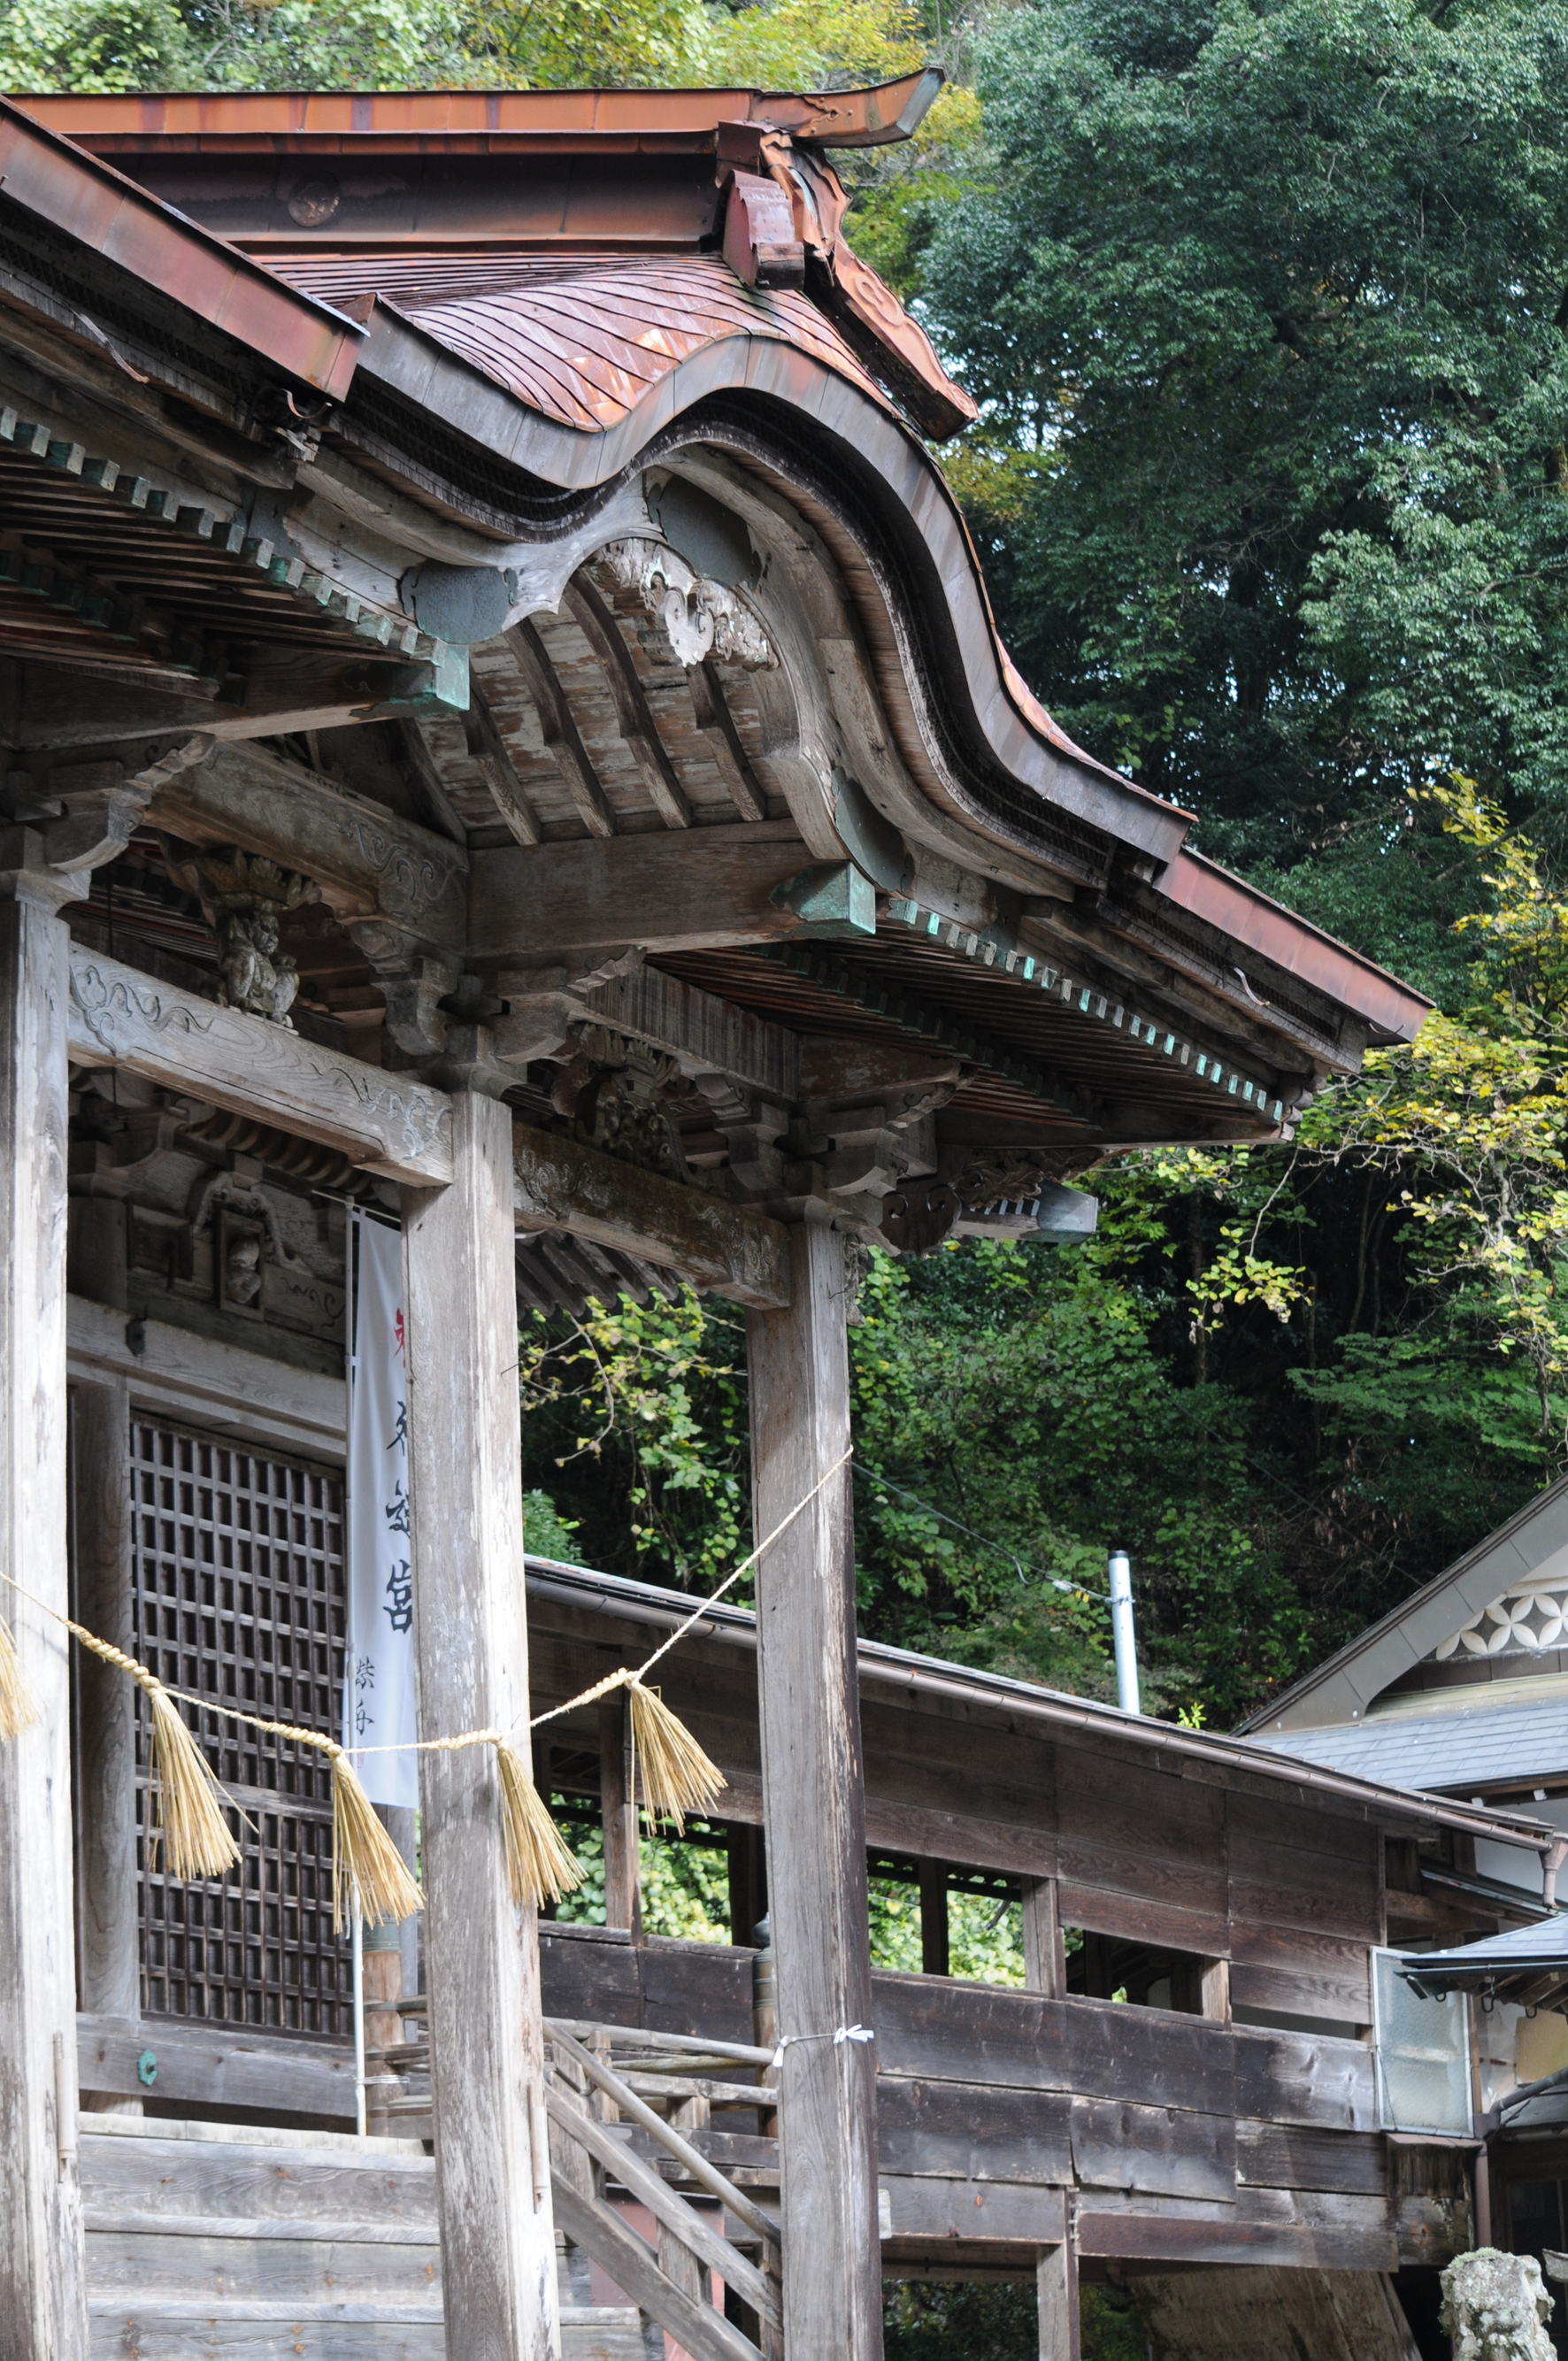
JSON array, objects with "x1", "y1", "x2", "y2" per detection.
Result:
[
  {"x1": 463, "y1": 677, "x2": 542, "y2": 846},
  {"x1": 687, "y1": 657, "x2": 767, "y2": 823},
  {"x1": 506, "y1": 618, "x2": 617, "y2": 838},
  {"x1": 564, "y1": 574, "x2": 691, "y2": 830}
]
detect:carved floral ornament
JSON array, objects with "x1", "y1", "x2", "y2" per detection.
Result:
[
  {"x1": 596, "y1": 537, "x2": 774, "y2": 672},
  {"x1": 1433, "y1": 1581, "x2": 1568, "y2": 1661}
]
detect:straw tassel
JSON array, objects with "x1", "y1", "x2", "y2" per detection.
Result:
[
  {"x1": 494, "y1": 1740, "x2": 584, "y2": 1906},
  {"x1": 68, "y1": 1627, "x2": 241, "y2": 1883},
  {"x1": 626, "y1": 1679, "x2": 726, "y2": 1832},
  {"x1": 0, "y1": 1611, "x2": 37, "y2": 1741},
  {"x1": 324, "y1": 1741, "x2": 423, "y2": 1933}
]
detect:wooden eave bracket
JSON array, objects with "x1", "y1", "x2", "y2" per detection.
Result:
[{"x1": 65, "y1": 944, "x2": 790, "y2": 1308}]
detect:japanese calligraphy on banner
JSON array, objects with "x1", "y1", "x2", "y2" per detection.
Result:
[{"x1": 345, "y1": 1209, "x2": 418, "y2": 1809}]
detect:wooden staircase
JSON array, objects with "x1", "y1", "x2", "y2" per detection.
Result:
[{"x1": 81, "y1": 2113, "x2": 646, "y2": 2359}]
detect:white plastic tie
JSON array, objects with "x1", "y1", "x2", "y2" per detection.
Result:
[{"x1": 772, "y1": 2025, "x2": 876, "y2": 2068}]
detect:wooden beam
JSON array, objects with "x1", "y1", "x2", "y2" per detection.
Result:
[
  {"x1": 506, "y1": 619, "x2": 617, "y2": 838},
  {"x1": 18, "y1": 650, "x2": 467, "y2": 751},
  {"x1": 464, "y1": 678, "x2": 542, "y2": 848},
  {"x1": 565, "y1": 577, "x2": 691, "y2": 829},
  {"x1": 600, "y1": 1688, "x2": 642, "y2": 1938},
  {"x1": 75, "y1": 2015, "x2": 354, "y2": 2119},
  {"x1": 470, "y1": 824, "x2": 811, "y2": 960},
  {"x1": 65, "y1": 946, "x2": 455, "y2": 1188},
  {"x1": 0, "y1": 882, "x2": 88, "y2": 2355},
  {"x1": 1038, "y1": 2211, "x2": 1080, "y2": 2361},
  {"x1": 550, "y1": 2174, "x2": 758, "y2": 2361},
  {"x1": 143, "y1": 737, "x2": 468, "y2": 953},
  {"x1": 747, "y1": 1220, "x2": 880, "y2": 2360},
  {"x1": 688, "y1": 660, "x2": 767, "y2": 824},
  {"x1": 512, "y1": 1118, "x2": 790, "y2": 1310},
  {"x1": 69, "y1": 1380, "x2": 140, "y2": 2042},
  {"x1": 65, "y1": 950, "x2": 788, "y2": 1303},
  {"x1": 1023, "y1": 1880, "x2": 1066, "y2": 2000},
  {"x1": 404, "y1": 1091, "x2": 560, "y2": 2360},
  {"x1": 396, "y1": 718, "x2": 470, "y2": 849},
  {"x1": 583, "y1": 965, "x2": 799, "y2": 1102}
]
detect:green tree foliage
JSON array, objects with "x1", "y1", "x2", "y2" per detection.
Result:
[
  {"x1": 0, "y1": 0, "x2": 930, "y2": 98},
  {"x1": 920, "y1": 0, "x2": 1568, "y2": 991}
]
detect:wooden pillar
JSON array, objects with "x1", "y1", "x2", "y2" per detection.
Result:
[
  {"x1": 70, "y1": 1377, "x2": 142, "y2": 2103},
  {"x1": 404, "y1": 1090, "x2": 559, "y2": 2361},
  {"x1": 0, "y1": 884, "x2": 88, "y2": 2358},
  {"x1": 919, "y1": 1862, "x2": 949, "y2": 1978},
  {"x1": 746, "y1": 1219, "x2": 881, "y2": 2361},
  {"x1": 1022, "y1": 1880, "x2": 1065, "y2": 1999},
  {"x1": 1037, "y1": 2205, "x2": 1080, "y2": 2361},
  {"x1": 598, "y1": 1688, "x2": 641, "y2": 1938}
]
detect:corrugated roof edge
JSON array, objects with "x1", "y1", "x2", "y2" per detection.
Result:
[
  {"x1": 523, "y1": 1552, "x2": 1553, "y2": 1852},
  {"x1": 0, "y1": 96, "x2": 364, "y2": 399},
  {"x1": 1236, "y1": 1469, "x2": 1568, "y2": 1742},
  {"x1": 13, "y1": 71, "x2": 944, "y2": 150}
]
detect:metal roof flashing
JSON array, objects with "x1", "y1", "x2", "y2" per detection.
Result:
[{"x1": 0, "y1": 96, "x2": 364, "y2": 400}]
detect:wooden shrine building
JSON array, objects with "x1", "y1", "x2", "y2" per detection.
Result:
[{"x1": 0, "y1": 73, "x2": 1534, "y2": 2361}]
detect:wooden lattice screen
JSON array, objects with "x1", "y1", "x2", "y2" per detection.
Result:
[{"x1": 130, "y1": 1417, "x2": 352, "y2": 2035}]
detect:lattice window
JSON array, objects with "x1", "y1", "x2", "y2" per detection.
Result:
[{"x1": 130, "y1": 1418, "x2": 352, "y2": 2035}]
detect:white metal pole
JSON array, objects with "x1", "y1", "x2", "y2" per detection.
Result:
[
  {"x1": 352, "y1": 1901, "x2": 366, "y2": 2138},
  {"x1": 1109, "y1": 1551, "x2": 1140, "y2": 1715}
]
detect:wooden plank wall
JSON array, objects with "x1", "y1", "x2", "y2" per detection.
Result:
[
  {"x1": 526, "y1": 1932, "x2": 1430, "y2": 2274},
  {"x1": 528, "y1": 1595, "x2": 1383, "y2": 2032}
]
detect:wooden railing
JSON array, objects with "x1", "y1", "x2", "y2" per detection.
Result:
[{"x1": 367, "y1": 2010, "x2": 784, "y2": 2361}]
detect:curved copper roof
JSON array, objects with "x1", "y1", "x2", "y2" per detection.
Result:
[
  {"x1": 272, "y1": 250, "x2": 895, "y2": 435},
  {"x1": 6, "y1": 82, "x2": 1436, "y2": 1051}
]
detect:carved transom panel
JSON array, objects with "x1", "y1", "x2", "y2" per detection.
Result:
[
  {"x1": 130, "y1": 1418, "x2": 351, "y2": 2035},
  {"x1": 1433, "y1": 1582, "x2": 1568, "y2": 1662}
]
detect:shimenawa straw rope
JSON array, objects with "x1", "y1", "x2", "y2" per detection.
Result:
[
  {"x1": 0, "y1": 1443, "x2": 852, "y2": 1912},
  {"x1": 68, "y1": 1623, "x2": 240, "y2": 1884},
  {"x1": 0, "y1": 1611, "x2": 38, "y2": 1742},
  {"x1": 529, "y1": 1446, "x2": 853, "y2": 1829}
]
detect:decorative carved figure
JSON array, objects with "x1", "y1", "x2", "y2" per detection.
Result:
[
  {"x1": 161, "y1": 842, "x2": 319, "y2": 1026},
  {"x1": 218, "y1": 1213, "x2": 265, "y2": 1316},
  {"x1": 551, "y1": 1030, "x2": 689, "y2": 1183},
  {"x1": 1441, "y1": 2250, "x2": 1556, "y2": 2361}
]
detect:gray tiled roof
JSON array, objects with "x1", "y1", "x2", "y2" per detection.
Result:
[{"x1": 1249, "y1": 1690, "x2": 1568, "y2": 1792}]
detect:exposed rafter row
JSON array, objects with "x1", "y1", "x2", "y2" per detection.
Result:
[
  {"x1": 883, "y1": 899, "x2": 1287, "y2": 1126},
  {"x1": 0, "y1": 407, "x2": 456, "y2": 665},
  {"x1": 755, "y1": 940, "x2": 1096, "y2": 1127}
]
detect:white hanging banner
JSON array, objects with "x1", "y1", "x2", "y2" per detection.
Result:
[{"x1": 345, "y1": 1210, "x2": 419, "y2": 1809}]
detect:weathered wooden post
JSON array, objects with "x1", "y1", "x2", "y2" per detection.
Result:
[
  {"x1": 71, "y1": 1378, "x2": 142, "y2": 2050},
  {"x1": 746, "y1": 1217, "x2": 882, "y2": 2360},
  {"x1": 0, "y1": 877, "x2": 88, "y2": 2357},
  {"x1": 1037, "y1": 2208, "x2": 1080, "y2": 2361},
  {"x1": 404, "y1": 1090, "x2": 559, "y2": 2361},
  {"x1": 598, "y1": 1689, "x2": 642, "y2": 1937}
]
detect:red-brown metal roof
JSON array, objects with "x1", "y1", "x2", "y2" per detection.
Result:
[
  {"x1": 12, "y1": 72, "x2": 943, "y2": 153},
  {"x1": 0, "y1": 97, "x2": 362, "y2": 399},
  {"x1": 272, "y1": 250, "x2": 893, "y2": 434},
  {"x1": 1158, "y1": 850, "x2": 1433, "y2": 1040},
  {"x1": 0, "y1": 86, "x2": 1435, "y2": 1057}
]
